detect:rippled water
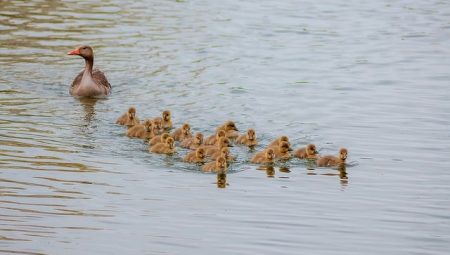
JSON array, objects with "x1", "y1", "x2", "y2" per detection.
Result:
[{"x1": 1, "y1": 0, "x2": 450, "y2": 254}]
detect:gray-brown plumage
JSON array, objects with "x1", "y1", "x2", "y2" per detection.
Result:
[
  {"x1": 68, "y1": 45, "x2": 111, "y2": 97},
  {"x1": 236, "y1": 128, "x2": 257, "y2": 146},
  {"x1": 250, "y1": 148, "x2": 275, "y2": 164},
  {"x1": 180, "y1": 132, "x2": 203, "y2": 149},
  {"x1": 171, "y1": 123, "x2": 192, "y2": 142},
  {"x1": 294, "y1": 144, "x2": 318, "y2": 159},
  {"x1": 183, "y1": 148, "x2": 206, "y2": 164},
  {"x1": 317, "y1": 148, "x2": 348, "y2": 167},
  {"x1": 116, "y1": 107, "x2": 140, "y2": 127}
]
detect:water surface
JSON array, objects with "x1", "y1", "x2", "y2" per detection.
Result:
[{"x1": 1, "y1": 0, "x2": 450, "y2": 254}]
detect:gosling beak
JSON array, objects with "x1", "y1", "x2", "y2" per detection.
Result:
[
  {"x1": 288, "y1": 148, "x2": 293, "y2": 151},
  {"x1": 67, "y1": 48, "x2": 80, "y2": 55},
  {"x1": 315, "y1": 151, "x2": 319, "y2": 154},
  {"x1": 228, "y1": 144, "x2": 234, "y2": 147},
  {"x1": 234, "y1": 127, "x2": 239, "y2": 131}
]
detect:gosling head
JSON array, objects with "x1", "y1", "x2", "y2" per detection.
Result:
[
  {"x1": 144, "y1": 119, "x2": 153, "y2": 131},
  {"x1": 162, "y1": 110, "x2": 171, "y2": 122},
  {"x1": 152, "y1": 117, "x2": 163, "y2": 130},
  {"x1": 216, "y1": 156, "x2": 227, "y2": 171},
  {"x1": 128, "y1": 107, "x2": 137, "y2": 119},
  {"x1": 166, "y1": 137, "x2": 175, "y2": 149},
  {"x1": 247, "y1": 128, "x2": 256, "y2": 141},
  {"x1": 265, "y1": 148, "x2": 275, "y2": 160},
  {"x1": 182, "y1": 123, "x2": 191, "y2": 135},
  {"x1": 220, "y1": 147, "x2": 230, "y2": 158},
  {"x1": 307, "y1": 144, "x2": 318, "y2": 156},
  {"x1": 195, "y1": 148, "x2": 205, "y2": 159},
  {"x1": 194, "y1": 132, "x2": 203, "y2": 145},
  {"x1": 225, "y1": 121, "x2": 238, "y2": 131},
  {"x1": 161, "y1": 133, "x2": 170, "y2": 142},
  {"x1": 216, "y1": 129, "x2": 226, "y2": 138},
  {"x1": 218, "y1": 137, "x2": 232, "y2": 148},
  {"x1": 339, "y1": 148, "x2": 348, "y2": 161},
  {"x1": 279, "y1": 141, "x2": 290, "y2": 153}
]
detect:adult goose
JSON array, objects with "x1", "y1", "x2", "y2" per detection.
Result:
[{"x1": 67, "y1": 45, "x2": 111, "y2": 97}]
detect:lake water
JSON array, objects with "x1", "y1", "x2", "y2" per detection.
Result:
[{"x1": 1, "y1": 0, "x2": 450, "y2": 254}]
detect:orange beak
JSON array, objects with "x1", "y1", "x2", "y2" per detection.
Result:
[{"x1": 67, "y1": 48, "x2": 80, "y2": 55}]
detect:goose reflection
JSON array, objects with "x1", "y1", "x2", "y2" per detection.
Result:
[{"x1": 78, "y1": 97, "x2": 98, "y2": 126}]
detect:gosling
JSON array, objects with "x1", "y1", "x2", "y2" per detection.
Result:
[
  {"x1": 202, "y1": 156, "x2": 227, "y2": 173},
  {"x1": 116, "y1": 107, "x2": 140, "y2": 127},
  {"x1": 126, "y1": 119, "x2": 154, "y2": 139},
  {"x1": 317, "y1": 148, "x2": 348, "y2": 167},
  {"x1": 150, "y1": 137, "x2": 176, "y2": 154},
  {"x1": 268, "y1": 135, "x2": 290, "y2": 148},
  {"x1": 180, "y1": 132, "x2": 203, "y2": 150},
  {"x1": 204, "y1": 130, "x2": 226, "y2": 145},
  {"x1": 271, "y1": 141, "x2": 292, "y2": 160},
  {"x1": 149, "y1": 133, "x2": 170, "y2": 146},
  {"x1": 211, "y1": 147, "x2": 234, "y2": 162},
  {"x1": 202, "y1": 137, "x2": 232, "y2": 156},
  {"x1": 171, "y1": 123, "x2": 192, "y2": 142},
  {"x1": 162, "y1": 110, "x2": 173, "y2": 130},
  {"x1": 216, "y1": 120, "x2": 239, "y2": 139},
  {"x1": 183, "y1": 147, "x2": 206, "y2": 164},
  {"x1": 294, "y1": 144, "x2": 318, "y2": 159},
  {"x1": 250, "y1": 148, "x2": 275, "y2": 164},
  {"x1": 236, "y1": 128, "x2": 257, "y2": 146}
]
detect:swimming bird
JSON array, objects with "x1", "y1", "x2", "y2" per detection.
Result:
[
  {"x1": 236, "y1": 128, "x2": 257, "y2": 147},
  {"x1": 152, "y1": 117, "x2": 163, "y2": 134},
  {"x1": 67, "y1": 45, "x2": 111, "y2": 97},
  {"x1": 202, "y1": 137, "x2": 232, "y2": 156},
  {"x1": 294, "y1": 144, "x2": 318, "y2": 159},
  {"x1": 162, "y1": 110, "x2": 173, "y2": 130},
  {"x1": 271, "y1": 141, "x2": 292, "y2": 160},
  {"x1": 126, "y1": 119, "x2": 155, "y2": 139},
  {"x1": 183, "y1": 147, "x2": 206, "y2": 164},
  {"x1": 317, "y1": 148, "x2": 348, "y2": 167},
  {"x1": 116, "y1": 107, "x2": 140, "y2": 127},
  {"x1": 250, "y1": 148, "x2": 275, "y2": 164},
  {"x1": 204, "y1": 130, "x2": 226, "y2": 145},
  {"x1": 268, "y1": 136, "x2": 291, "y2": 148},
  {"x1": 150, "y1": 137, "x2": 176, "y2": 154},
  {"x1": 202, "y1": 156, "x2": 227, "y2": 173},
  {"x1": 211, "y1": 147, "x2": 234, "y2": 162},
  {"x1": 149, "y1": 133, "x2": 170, "y2": 146},
  {"x1": 171, "y1": 123, "x2": 192, "y2": 142},
  {"x1": 216, "y1": 121, "x2": 239, "y2": 139},
  {"x1": 180, "y1": 132, "x2": 203, "y2": 149}
]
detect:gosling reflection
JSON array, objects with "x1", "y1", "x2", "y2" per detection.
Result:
[
  {"x1": 257, "y1": 165, "x2": 275, "y2": 178},
  {"x1": 217, "y1": 170, "x2": 227, "y2": 188},
  {"x1": 321, "y1": 164, "x2": 349, "y2": 187},
  {"x1": 279, "y1": 166, "x2": 290, "y2": 173},
  {"x1": 338, "y1": 164, "x2": 348, "y2": 187}
]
